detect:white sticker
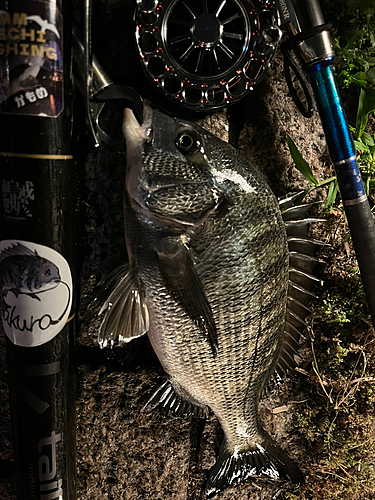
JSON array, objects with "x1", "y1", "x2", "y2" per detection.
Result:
[{"x1": 0, "y1": 240, "x2": 73, "y2": 347}]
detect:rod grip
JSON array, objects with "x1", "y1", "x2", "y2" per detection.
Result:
[{"x1": 344, "y1": 200, "x2": 375, "y2": 324}]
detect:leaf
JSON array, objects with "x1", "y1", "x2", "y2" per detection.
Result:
[
  {"x1": 356, "y1": 88, "x2": 368, "y2": 137},
  {"x1": 355, "y1": 71, "x2": 368, "y2": 81},
  {"x1": 325, "y1": 179, "x2": 339, "y2": 209},
  {"x1": 286, "y1": 134, "x2": 319, "y2": 186},
  {"x1": 356, "y1": 87, "x2": 375, "y2": 138},
  {"x1": 367, "y1": 67, "x2": 375, "y2": 85},
  {"x1": 353, "y1": 139, "x2": 367, "y2": 151},
  {"x1": 294, "y1": 176, "x2": 337, "y2": 205},
  {"x1": 363, "y1": 88, "x2": 375, "y2": 114},
  {"x1": 353, "y1": 77, "x2": 368, "y2": 87},
  {"x1": 362, "y1": 132, "x2": 375, "y2": 147},
  {"x1": 366, "y1": 176, "x2": 370, "y2": 195}
]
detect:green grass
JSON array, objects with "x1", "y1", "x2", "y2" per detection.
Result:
[{"x1": 281, "y1": 5, "x2": 375, "y2": 498}]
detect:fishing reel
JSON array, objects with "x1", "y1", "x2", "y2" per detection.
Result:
[{"x1": 135, "y1": 0, "x2": 282, "y2": 111}]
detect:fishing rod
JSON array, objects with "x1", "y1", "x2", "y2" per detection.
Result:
[
  {"x1": 277, "y1": 0, "x2": 375, "y2": 327},
  {"x1": 0, "y1": 0, "x2": 76, "y2": 498}
]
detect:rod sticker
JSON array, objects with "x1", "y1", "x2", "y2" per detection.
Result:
[
  {"x1": 2, "y1": 178, "x2": 35, "y2": 220},
  {"x1": 0, "y1": 240, "x2": 72, "y2": 346},
  {"x1": 0, "y1": 1, "x2": 63, "y2": 117}
]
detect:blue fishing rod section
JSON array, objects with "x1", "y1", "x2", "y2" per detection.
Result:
[
  {"x1": 278, "y1": 0, "x2": 375, "y2": 326},
  {"x1": 308, "y1": 59, "x2": 366, "y2": 202}
]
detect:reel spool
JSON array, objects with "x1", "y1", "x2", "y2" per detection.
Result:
[{"x1": 135, "y1": 0, "x2": 281, "y2": 111}]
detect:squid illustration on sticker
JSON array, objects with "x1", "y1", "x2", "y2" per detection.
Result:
[{"x1": 0, "y1": 240, "x2": 73, "y2": 346}]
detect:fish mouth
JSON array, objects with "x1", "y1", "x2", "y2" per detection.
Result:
[
  {"x1": 47, "y1": 277, "x2": 61, "y2": 285},
  {"x1": 122, "y1": 100, "x2": 153, "y2": 149},
  {"x1": 123, "y1": 100, "x2": 153, "y2": 203},
  {"x1": 35, "y1": 278, "x2": 61, "y2": 290}
]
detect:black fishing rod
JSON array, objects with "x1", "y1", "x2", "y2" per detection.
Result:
[
  {"x1": 277, "y1": 0, "x2": 375, "y2": 327},
  {"x1": 0, "y1": 0, "x2": 76, "y2": 498}
]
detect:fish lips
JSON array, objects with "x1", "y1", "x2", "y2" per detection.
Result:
[{"x1": 122, "y1": 100, "x2": 152, "y2": 206}]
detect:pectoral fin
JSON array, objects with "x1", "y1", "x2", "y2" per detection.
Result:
[
  {"x1": 158, "y1": 248, "x2": 218, "y2": 355},
  {"x1": 89, "y1": 264, "x2": 149, "y2": 348}
]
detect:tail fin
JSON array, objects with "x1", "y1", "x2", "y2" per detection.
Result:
[{"x1": 205, "y1": 438, "x2": 304, "y2": 497}]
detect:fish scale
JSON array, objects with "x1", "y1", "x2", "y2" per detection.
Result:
[{"x1": 91, "y1": 102, "x2": 314, "y2": 496}]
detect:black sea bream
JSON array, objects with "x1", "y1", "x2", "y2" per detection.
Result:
[
  {"x1": 0, "y1": 242, "x2": 61, "y2": 304},
  {"x1": 92, "y1": 102, "x2": 316, "y2": 495}
]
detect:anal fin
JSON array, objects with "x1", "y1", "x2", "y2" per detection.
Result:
[{"x1": 144, "y1": 379, "x2": 208, "y2": 419}]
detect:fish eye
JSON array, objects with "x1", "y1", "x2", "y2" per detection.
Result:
[
  {"x1": 176, "y1": 130, "x2": 201, "y2": 155},
  {"x1": 45, "y1": 269, "x2": 51, "y2": 276}
]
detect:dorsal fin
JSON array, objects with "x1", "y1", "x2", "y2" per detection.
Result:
[
  {"x1": 289, "y1": 251, "x2": 319, "y2": 274},
  {"x1": 266, "y1": 194, "x2": 324, "y2": 391},
  {"x1": 0, "y1": 242, "x2": 38, "y2": 263}
]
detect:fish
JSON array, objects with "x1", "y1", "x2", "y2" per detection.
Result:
[
  {"x1": 0, "y1": 242, "x2": 61, "y2": 305},
  {"x1": 91, "y1": 101, "x2": 321, "y2": 495}
]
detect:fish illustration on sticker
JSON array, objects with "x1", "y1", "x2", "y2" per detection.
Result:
[
  {"x1": 0, "y1": 242, "x2": 61, "y2": 303},
  {"x1": 0, "y1": 240, "x2": 73, "y2": 347}
]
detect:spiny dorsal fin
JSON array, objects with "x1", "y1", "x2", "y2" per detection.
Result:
[
  {"x1": 278, "y1": 191, "x2": 304, "y2": 210},
  {"x1": 287, "y1": 236, "x2": 328, "y2": 256},
  {"x1": 281, "y1": 201, "x2": 321, "y2": 221},
  {"x1": 289, "y1": 251, "x2": 319, "y2": 275},
  {"x1": 288, "y1": 280, "x2": 319, "y2": 301},
  {"x1": 289, "y1": 267, "x2": 321, "y2": 289},
  {"x1": 284, "y1": 218, "x2": 324, "y2": 238},
  {"x1": 266, "y1": 194, "x2": 323, "y2": 390}
]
